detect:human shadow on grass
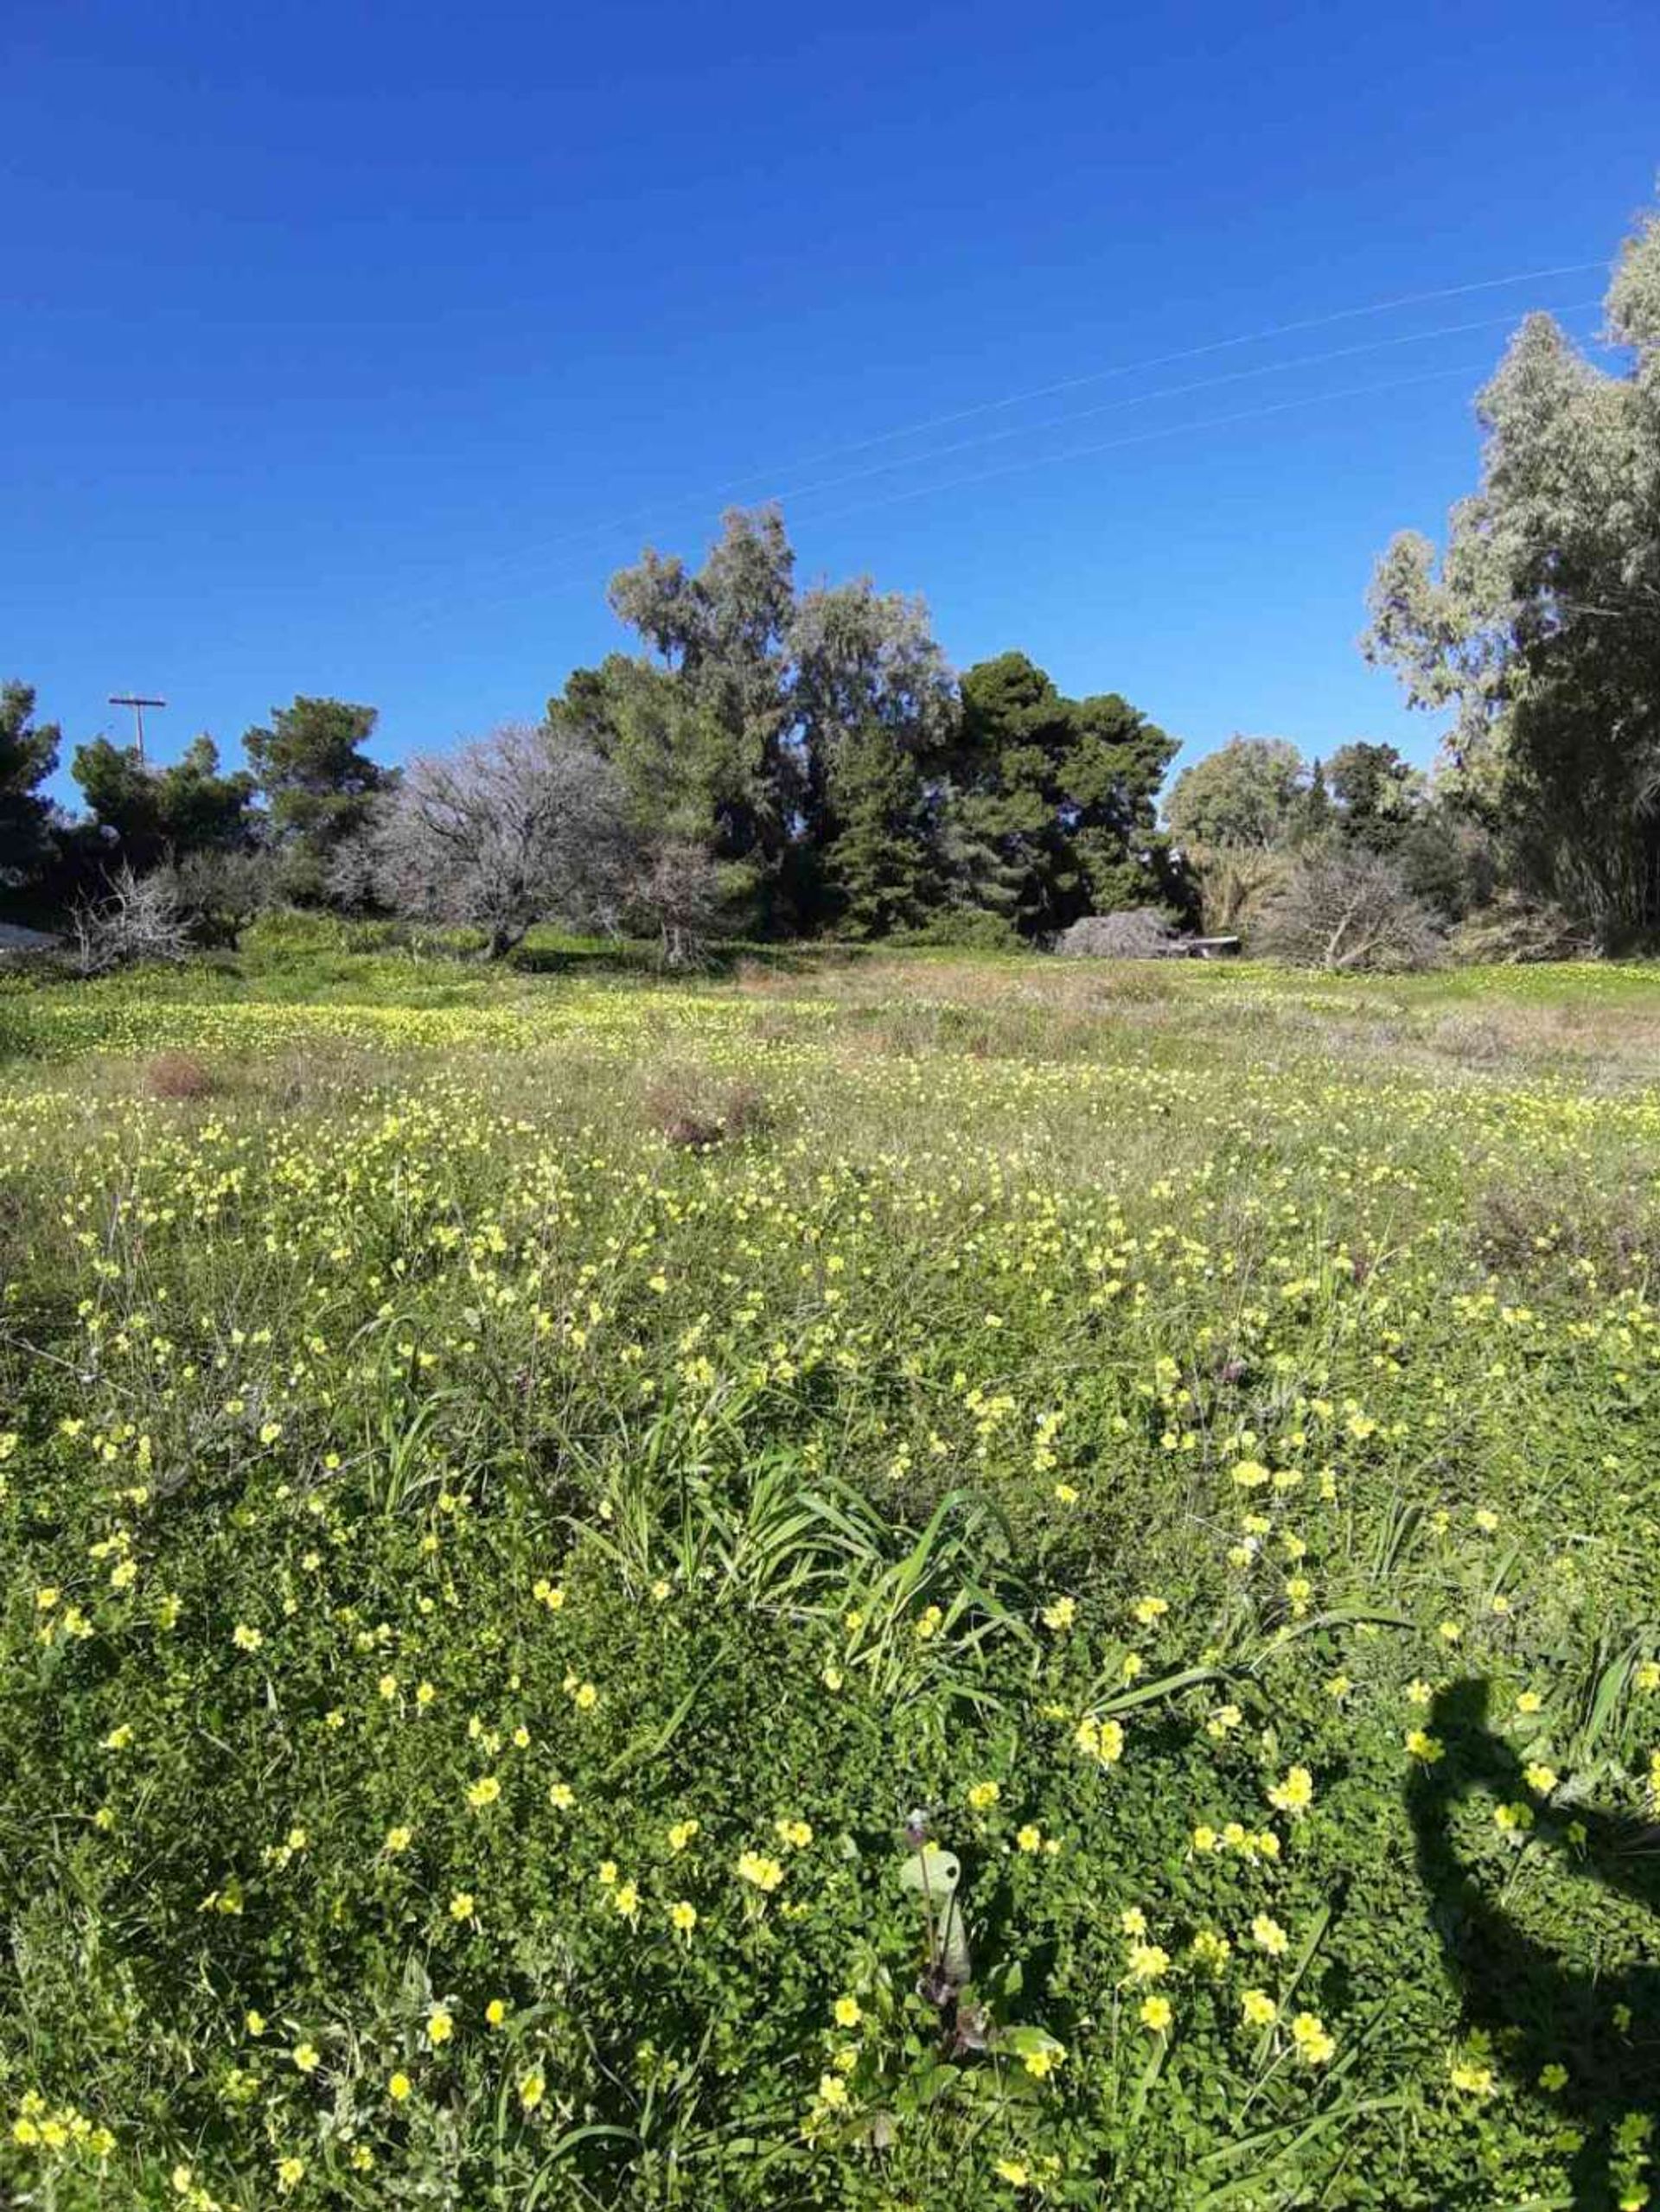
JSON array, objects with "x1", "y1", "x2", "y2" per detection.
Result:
[{"x1": 1407, "y1": 1678, "x2": 1660, "y2": 2205}]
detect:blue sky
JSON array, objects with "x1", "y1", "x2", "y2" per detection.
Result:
[{"x1": 4, "y1": 0, "x2": 1657, "y2": 802}]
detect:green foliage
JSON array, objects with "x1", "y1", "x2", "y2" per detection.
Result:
[
  {"x1": 72, "y1": 734, "x2": 260, "y2": 871},
  {"x1": 951, "y1": 652, "x2": 1184, "y2": 938},
  {"x1": 824, "y1": 725, "x2": 938, "y2": 936},
  {"x1": 243, "y1": 698, "x2": 393, "y2": 904},
  {"x1": 789, "y1": 574, "x2": 957, "y2": 864},
  {"x1": 1173, "y1": 739, "x2": 1478, "y2": 944},
  {"x1": 550, "y1": 653, "x2": 777, "y2": 934},
  {"x1": 599, "y1": 509, "x2": 798, "y2": 923},
  {"x1": 0, "y1": 679, "x2": 61, "y2": 887},
  {"x1": 553, "y1": 512, "x2": 1176, "y2": 944},
  {"x1": 1165, "y1": 736, "x2": 1306, "y2": 852},
  {"x1": 1325, "y1": 741, "x2": 1425, "y2": 857},
  {"x1": 1364, "y1": 194, "x2": 1660, "y2": 946}
]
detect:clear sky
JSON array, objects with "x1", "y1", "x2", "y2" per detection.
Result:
[{"x1": 5, "y1": 0, "x2": 1657, "y2": 800}]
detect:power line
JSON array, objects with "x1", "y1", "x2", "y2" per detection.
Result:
[
  {"x1": 802, "y1": 335, "x2": 1612, "y2": 531},
  {"x1": 394, "y1": 323, "x2": 1606, "y2": 636},
  {"x1": 354, "y1": 255, "x2": 1608, "y2": 628},
  {"x1": 756, "y1": 299, "x2": 1602, "y2": 513},
  {"x1": 388, "y1": 310, "x2": 1606, "y2": 637},
  {"x1": 723, "y1": 258, "x2": 1611, "y2": 481}
]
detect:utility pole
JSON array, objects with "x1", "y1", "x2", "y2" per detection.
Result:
[{"x1": 109, "y1": 693, "x2": 166, "y2": 763}]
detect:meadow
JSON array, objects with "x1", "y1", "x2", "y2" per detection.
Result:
[{"x1": 2, "y1": 928, "x2": 1658, "y2": 2209}]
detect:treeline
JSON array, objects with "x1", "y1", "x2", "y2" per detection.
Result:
[
  {"x1": 1, "y1": 509, "x2": 1191, "y2": 957},
  {"x1": 1165, "y1": 736, "x2": 1488, "y2": 939},
  {"x1": 5, "y1": 195, "x2": 1657, "y2": 967},
  {"x1": 0, "y1": 689, "x2": 393, "y2": 942},
  {"x1": 540, "y1": 508, "x2": 1188, "y2": 947}
]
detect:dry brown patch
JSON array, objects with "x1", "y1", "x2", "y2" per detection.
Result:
[{"x1": 144, "y1": 1052, "x2": 218, "y2": 1101}]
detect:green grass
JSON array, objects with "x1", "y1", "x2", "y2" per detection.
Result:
[{"x1": 2, "y1": 940, "x2": 1658, "y2": 2208}]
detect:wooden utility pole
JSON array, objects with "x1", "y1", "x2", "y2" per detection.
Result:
[{"x1": 109, "y1": 693, "x2": 166, "y2": 763}]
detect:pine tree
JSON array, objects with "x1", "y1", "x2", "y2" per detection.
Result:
[
  {"x1": 0, "y1": 680, "x2": 60, "y2": 889},
  {"x1": 73, "y1": 735, "x2": 259, "y2": 870},
  {"x1": 1293, "y1": 757, "x2": 1333, "y2": 844},
  {"x1": 949, "y1": 653, "x2": 1178, "y2": 936},
  {"x1": 243, "y1": 698, "x2": 391, "y2": 904},
  {"x1": 825, "y1": 725, "x2": 939, "y2": 935}
]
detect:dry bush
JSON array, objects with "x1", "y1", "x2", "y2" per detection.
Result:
[
  {"x1": 1448, "y1": 891, "x2": 1598, "y2": 965},
  {"x1": 643, "y1": 1070, "x2": 773, "y2": 1149},
  {"x1": 1474, "y1": 1170, "x2": 1657, "y2": 1282},
  {"x1": 1425, "y1": 1014, "x2": 1513, "y2": 1068},
  {"x1": 71, "y1": 865, "x2": 192, "y2": 975},
  {"x1": 1256, "y1": 847, "x2": 1443, "y2": 972},
  {"x1": 255, "y1": 1046, "x2": 388, "y2": 1112},
  {"x1": 1054, "y1": 909, "x2": 1178, "y2": 959},
  {"x1": 144, "y1": 1052, "x2": 218, "y2": 1101}
]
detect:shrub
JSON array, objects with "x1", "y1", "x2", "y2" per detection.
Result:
[
  {"x1": 169, "y1": 849, "x2": 274, "y2": 950},
  {"x1": 1054, "y1": 909, "x2": 1179, "y2": 959},
  {"x1": 1448, "y1": 890, "x2": 1598, "y2": 965},
  {"x1": 897, "y1": 907, "x2": 1026, "y2": 953},
  {"x1": 1255, "y1": 846, "x2": 1442, "y2": 971},
  {"x1": 69, "y1": 864, "x2": 191, "y2": 975}
]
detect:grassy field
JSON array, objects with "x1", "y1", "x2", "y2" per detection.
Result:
[{"x1": 3, "y1": 930, "x2": 1659, "y2": 2209}]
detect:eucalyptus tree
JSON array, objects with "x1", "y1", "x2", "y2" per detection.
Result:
[{"x1": 1364, "y1": 201, "x2": 1660, "y2": 942}]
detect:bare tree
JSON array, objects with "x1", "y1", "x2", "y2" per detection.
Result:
[
  {"x1": 1255, "y1": 845, "x2": 1443, "y2": 972},
  {"x1": 364, "y1": 724, "x2": 634, "y2": 957},
  {"x1": 628, "y1": 837, "x2": 725, "y2": 966},
  {"x1": 70, "y1": 864, "x2": 192, "y2": 974}
]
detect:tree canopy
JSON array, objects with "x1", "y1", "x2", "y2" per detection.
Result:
[
  {"x1": 0, "y1": 680, "x2": 60, "y2": 886},
  {"x1": 72, "y1": 735, "x2": 259, "y2": 871},
  {"x1": 244, "y1": 698, "x2": 394, "y2": 903},
  {"x1": 949, "y1": 652, "x2": 1184, "y2": 936},
  {"x1": 1363, "y1": 200, "x2": 1660, "y2": 946},
  {"x1": 1165, "y1": 736, "x2": 1307, "y2": 852},
  {"x1": 547, "y1": 507, "x2": 1177, "y2": 940}
]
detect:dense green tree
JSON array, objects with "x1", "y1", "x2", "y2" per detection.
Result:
[
  {"x1": 243, "y1": 698, "x2": 391, "y2": 903},
  {"x1": 73, "y1": 735, "x2": 259, "y2": 871},
  {"x1": 792, "y1": 577, "x2": 956, "y2": 931},
  {"x1": 790, "y1": 581, "x2": 955, "y2": 829},
  {"x1": 553, "y1": 510, "x2": 1183, "y2": 942},
  {"x1": 1325, "y1": 740, "x2": 1425, "y2": 855},
  {"x1": 1363, "y1": 198, "x2": 1660, "y2": 944},
  {"x1": 548, "y1": 653, "x2": 776, "y2": 929},
  {"x1": 555, "y1": 509, "x2": 960, "y2": 934},
  {"x1": 1165, "y1": 736, "x2": 1306, "y2": 851},
  {"x1": 1296, "y1": 756, "x2": 1333, "y2": 843},
  {"x1": 605, "y1": 509, "x2": 797, "y2": 920},
  {"x1": 823, "y1": 725, "x2": 938, "y2": 936},
  {"x1": 0, "y1": 680, "x2": 60, "y2": 886},
  {"x1": 948, "y1": 652, "x2": 1182, "y2": 938}
]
